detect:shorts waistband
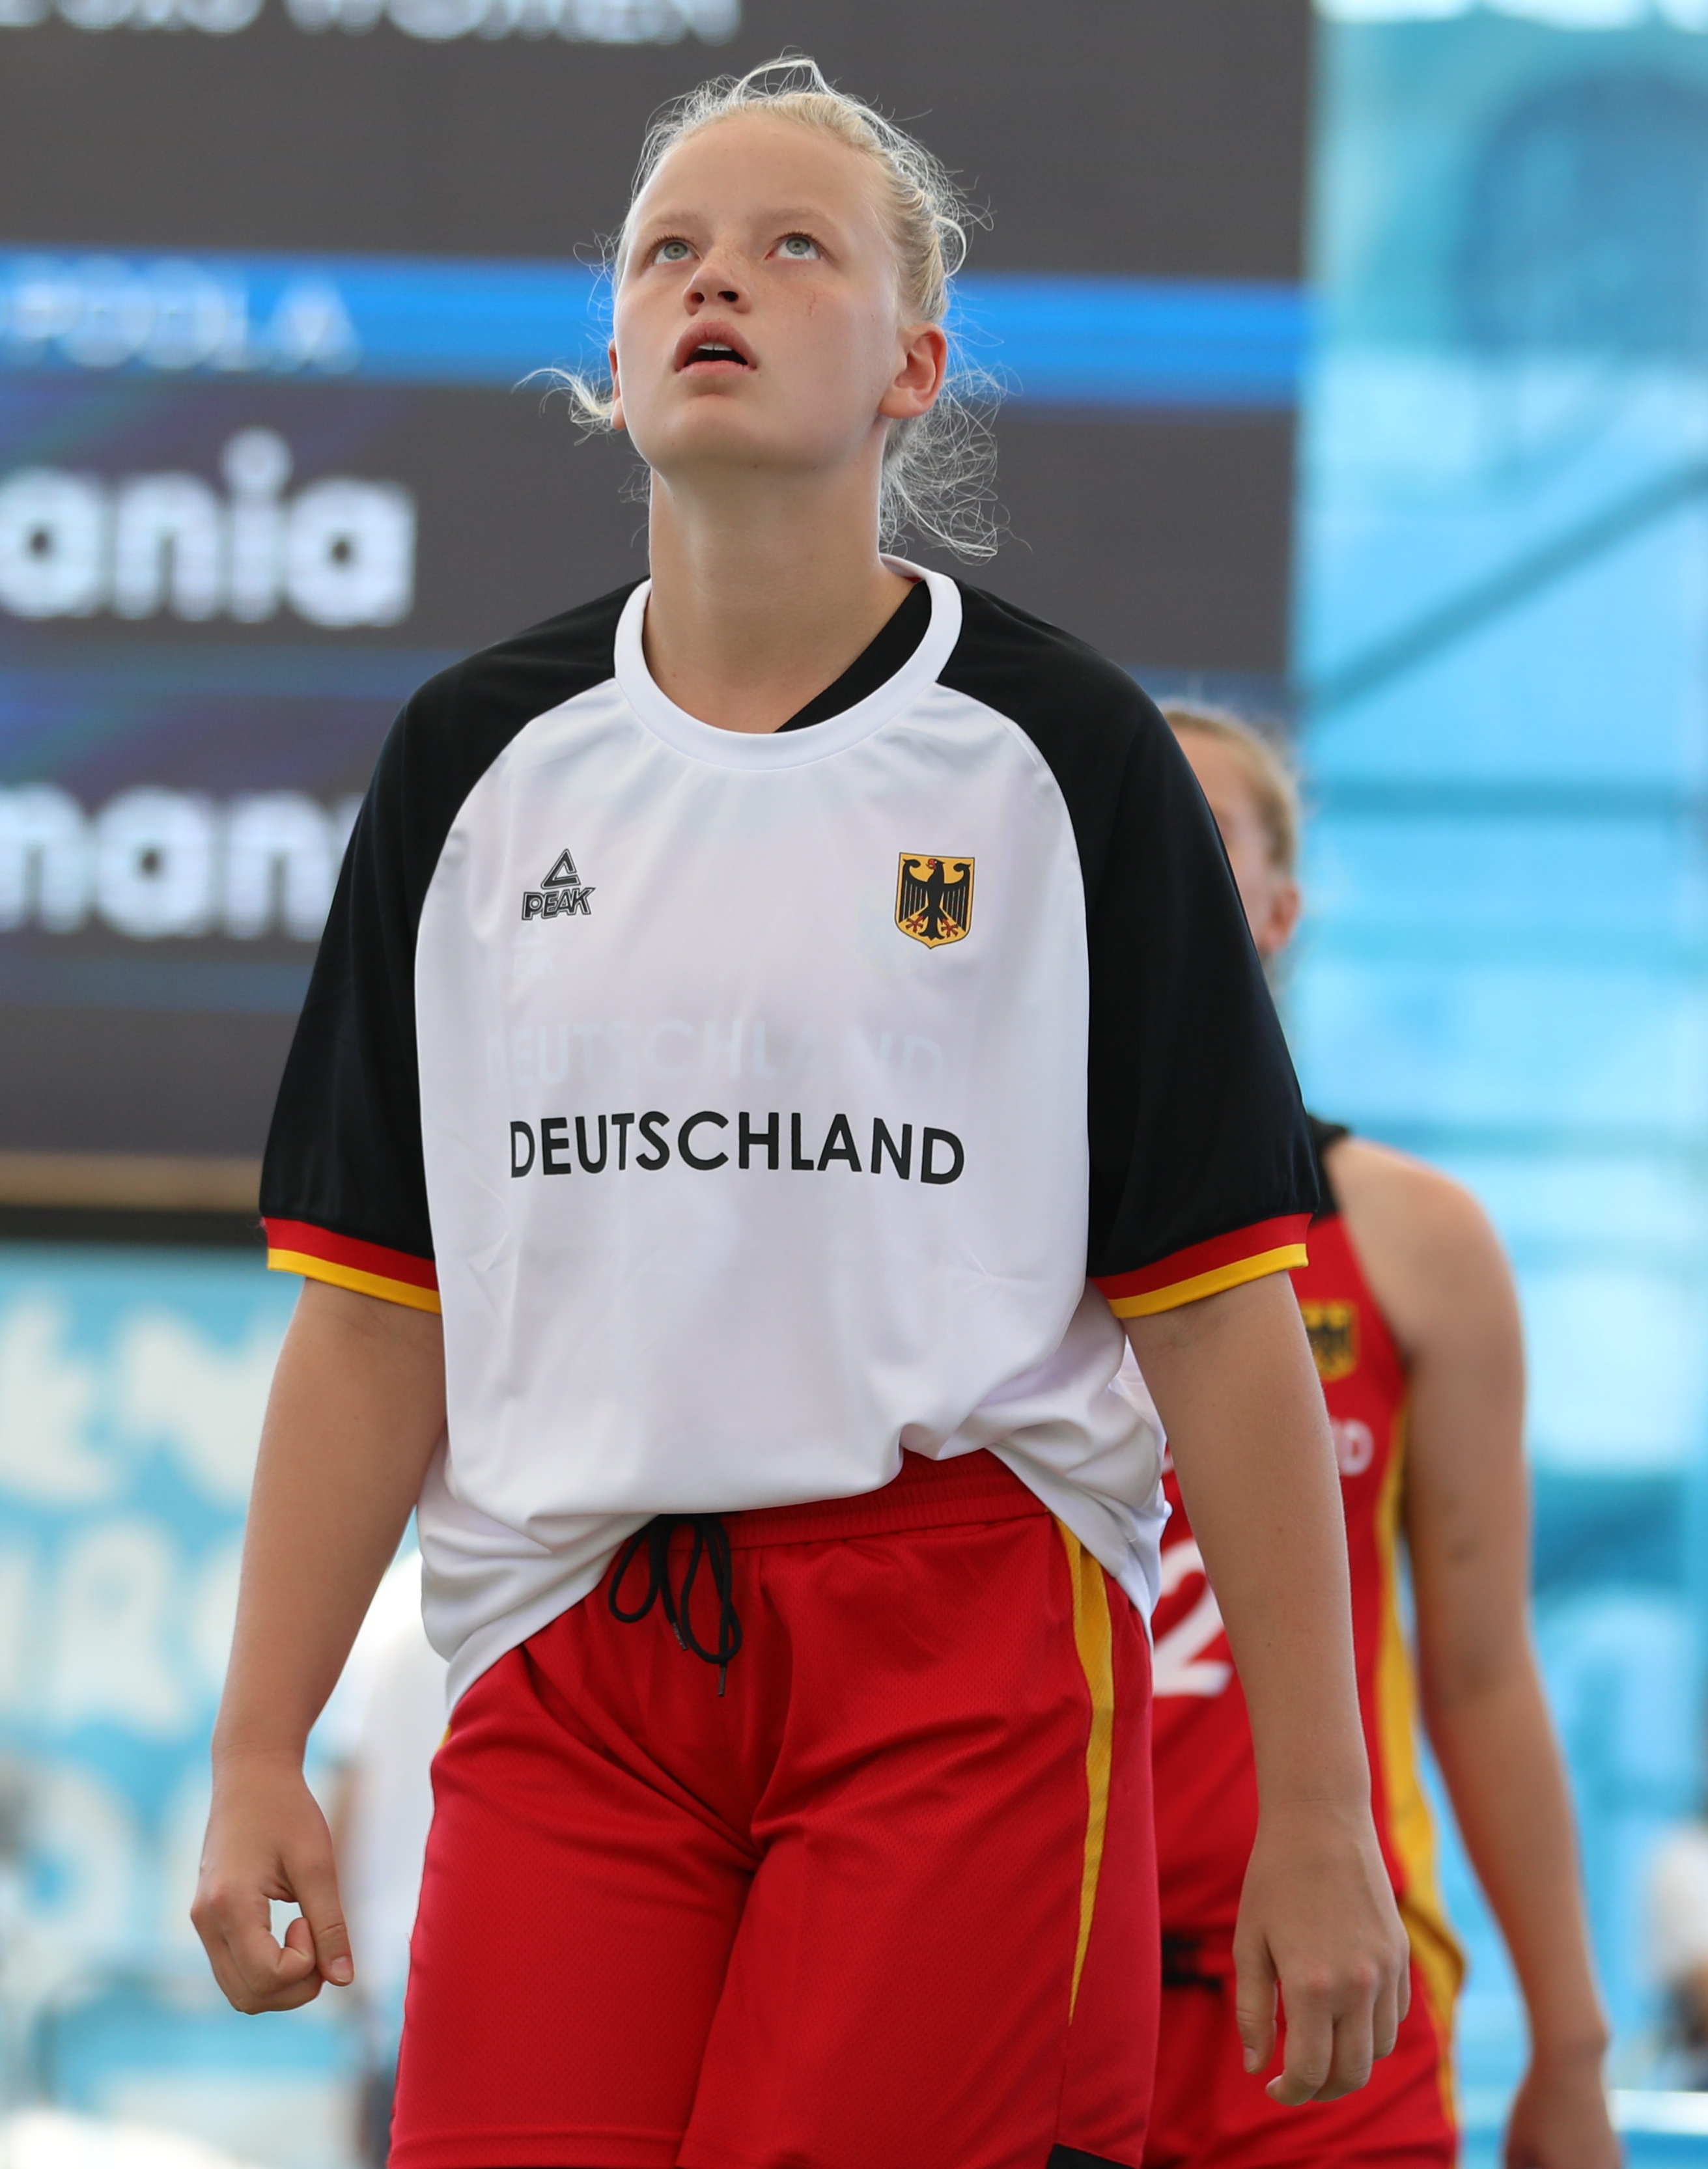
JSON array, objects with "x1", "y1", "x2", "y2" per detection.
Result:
[{"x1": 715, "y1": 1449, "x2": 1046, "y2": 1548}]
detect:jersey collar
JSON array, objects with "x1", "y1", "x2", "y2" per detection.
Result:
[{"x1": 613, "y1": 559, "x2": 964, "y2": 770}]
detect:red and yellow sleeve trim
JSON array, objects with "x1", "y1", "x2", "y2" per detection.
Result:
[
  {"x1": 1094, "y1": 1213, "x2": 1310, "y2": 1319},
  {"x1": 264, "y1": 1218, "x2": 441, "y2": 1315}
]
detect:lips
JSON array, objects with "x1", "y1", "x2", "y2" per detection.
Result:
[{"x1": 675, "y1": 324, "x2": 755, "y2": 372}]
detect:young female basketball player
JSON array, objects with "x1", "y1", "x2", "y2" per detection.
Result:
[
  {"x1": 192, "y1": 64, "x2": 1407, "y2": 2168},
  {"x1": 1143, "y1": 705, "x2": 1616, "y2": 2169}
]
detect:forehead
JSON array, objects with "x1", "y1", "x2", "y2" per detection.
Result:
[{"x1": 631, "y1": 112, "x2": 884, "y2": 233}]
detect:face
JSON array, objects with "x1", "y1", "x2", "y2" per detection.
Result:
[
  {"x1": 609, "y1": 112, "x2": 948, "y2": 494},
  {"x1": 1176, "y1": 731, "x2": 1301, "y2": 960}
]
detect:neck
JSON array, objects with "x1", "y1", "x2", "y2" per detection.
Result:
[{"x1": 641, "y1": 460, "x2": 913, "y2": 734}]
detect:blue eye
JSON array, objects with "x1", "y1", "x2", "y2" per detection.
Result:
[
  {"x1": 655, "y1": 239, "x2": 692, "y2": 264},
  {"x1": 778, "y1": 234, "x2": 820, "y2": 259}
]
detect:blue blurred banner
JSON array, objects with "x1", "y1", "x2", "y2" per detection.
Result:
[
  {"x1": 0, "y1": 1248, "x2": 291, "y2": 1922},
  {"x1": 0, "y1": 251, "x2": 1309, "y2": 411},
  {"x1": 0, "y1": 1246, "x2": 363, "y2": 2163}
]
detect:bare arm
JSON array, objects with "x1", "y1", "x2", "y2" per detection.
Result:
[
  {"x1": 1332, "y1": 1139, "x2": 1615, "y2": 2169},
  {"x1": 193, "y1": 1279, "x2": 446, "y2": 2013},
  {"x1": 1127, "y1": 1272, "x2": 1408, "y2": 2106}
]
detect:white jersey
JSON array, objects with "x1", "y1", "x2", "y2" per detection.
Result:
[{"x1": 264, "y1": 566, "x2": 1315, "y2": 1701}]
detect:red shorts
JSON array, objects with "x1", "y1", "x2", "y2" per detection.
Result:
[
  {"x1": 1143, "y1": 1936, "x2": 1455, "y2": 2169},
  {"x1": 391, "y1": 1450, "x2": 1157, "y2": 2169}
]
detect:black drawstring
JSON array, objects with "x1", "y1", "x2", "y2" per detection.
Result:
[
  {"x1": 608, "y1": 1514, "x2": 744, "y2": 1693},
  {"x1": 1160, "y1": 1935, "x2": 1225, "y2": 1993}
]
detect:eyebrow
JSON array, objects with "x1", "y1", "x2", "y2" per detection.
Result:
[{"x1": 632, "y1": 204, "x2": 847, "y2": 234}]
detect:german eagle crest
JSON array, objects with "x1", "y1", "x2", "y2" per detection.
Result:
[
  {"x1": 1300, "y1": 1300, "x2": 1359, "y2": 1384},
  {"x1": 895, "y1": 854, "x2": 974, "y2": 948}
]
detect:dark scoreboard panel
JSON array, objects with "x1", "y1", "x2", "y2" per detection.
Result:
[
  {"x1": 0, "y1": 0, "x2": 1311, "y2": 1184},
  {"x1": 0, "y1": 3, "x2": 1308, "y2": 275}
]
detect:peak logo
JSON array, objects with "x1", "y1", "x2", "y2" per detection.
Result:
[
  {"x1": 0, "y1": 429, "x2": 414, "y2": 628},
  {"x1": 521, "y1": 848, "x2": 594, "y2": 921}
]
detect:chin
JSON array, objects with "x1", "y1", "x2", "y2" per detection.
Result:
[
  {"x1": 632, "y1": 403, "x2": 760, "y2": 458},
  {"x1": 639, "y1": 411, "x2": 850, "y2": 484}
]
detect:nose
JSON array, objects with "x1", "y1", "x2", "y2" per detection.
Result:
[{"x1": 686, "y1": 253, "x2": 747, "y2": 311}]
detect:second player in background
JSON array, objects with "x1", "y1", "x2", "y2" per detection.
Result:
[{"x1": 1140, "y1": 705, "x2": 1618, "y2": 2169}]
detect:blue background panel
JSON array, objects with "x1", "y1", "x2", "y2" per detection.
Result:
[
  {"x1": 0, "y1": 251, "x2": 1309, "y2": 410},
  {"x1": 1297, "y1": 4, "x2": 1708, "y2": 2133}
]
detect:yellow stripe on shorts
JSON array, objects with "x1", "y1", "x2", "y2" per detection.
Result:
[{"x1": 1057, "y1": 1522, "x2": 1115, "y2": 2019}]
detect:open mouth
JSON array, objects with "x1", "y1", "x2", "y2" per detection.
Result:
[{"x1": 676, "y1": 328, "x2": 755, "y2": 372}]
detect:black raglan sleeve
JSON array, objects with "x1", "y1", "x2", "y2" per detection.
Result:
[
  {"x1": 942, "y1": 586, "x2": 1319, "y2": 1315},
  {"x1": 259, "y1": 687, "x2": 449, "y2": 1310},
  {"x1": 259, "y1": 585, "x2": 635, "y2": 1310}
]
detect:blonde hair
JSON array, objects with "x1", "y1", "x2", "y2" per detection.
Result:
[
  {"x1": 567, "y1": 55, "x2": 998, "y2": 560},
  {"x1": 1160, "y1": 701, "x2": 1300, "y2": 877}
]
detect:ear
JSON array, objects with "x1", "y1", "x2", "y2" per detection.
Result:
[
  {"x1": 1256, "y1": 876, "x2": 1302, "y2": 961},
  {"x1": 608, "y1": 340, "x2": 627, "y2": 435},
  {"x1": 878, "y1": 322, "x2": 949, "y2": 423}
]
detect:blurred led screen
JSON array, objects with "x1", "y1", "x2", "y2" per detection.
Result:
[{"x1": 0, "y1": 0, "x2": 1312, "y2": 1171}]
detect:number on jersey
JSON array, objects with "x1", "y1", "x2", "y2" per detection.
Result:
[{"x1": 1153, "y1": 1539, "x2": 1233, "y2": 1698}]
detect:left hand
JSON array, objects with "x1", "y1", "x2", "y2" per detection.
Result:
[
  {"x1": 1233, "y1": 1798, "x2": 1412, "y2": 2105},
  {"x1": 1504, "y1": 2045, "x2": 1620, "y2": 2169}
]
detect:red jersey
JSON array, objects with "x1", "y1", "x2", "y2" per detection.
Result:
[{"x1": 1148, "y1": 1123, "x2": 1462, "y2": 2032}]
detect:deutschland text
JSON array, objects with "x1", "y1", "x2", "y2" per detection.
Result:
[{"x1": 508, "y1": 1110, "x2": 964, "y2": 1183}]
